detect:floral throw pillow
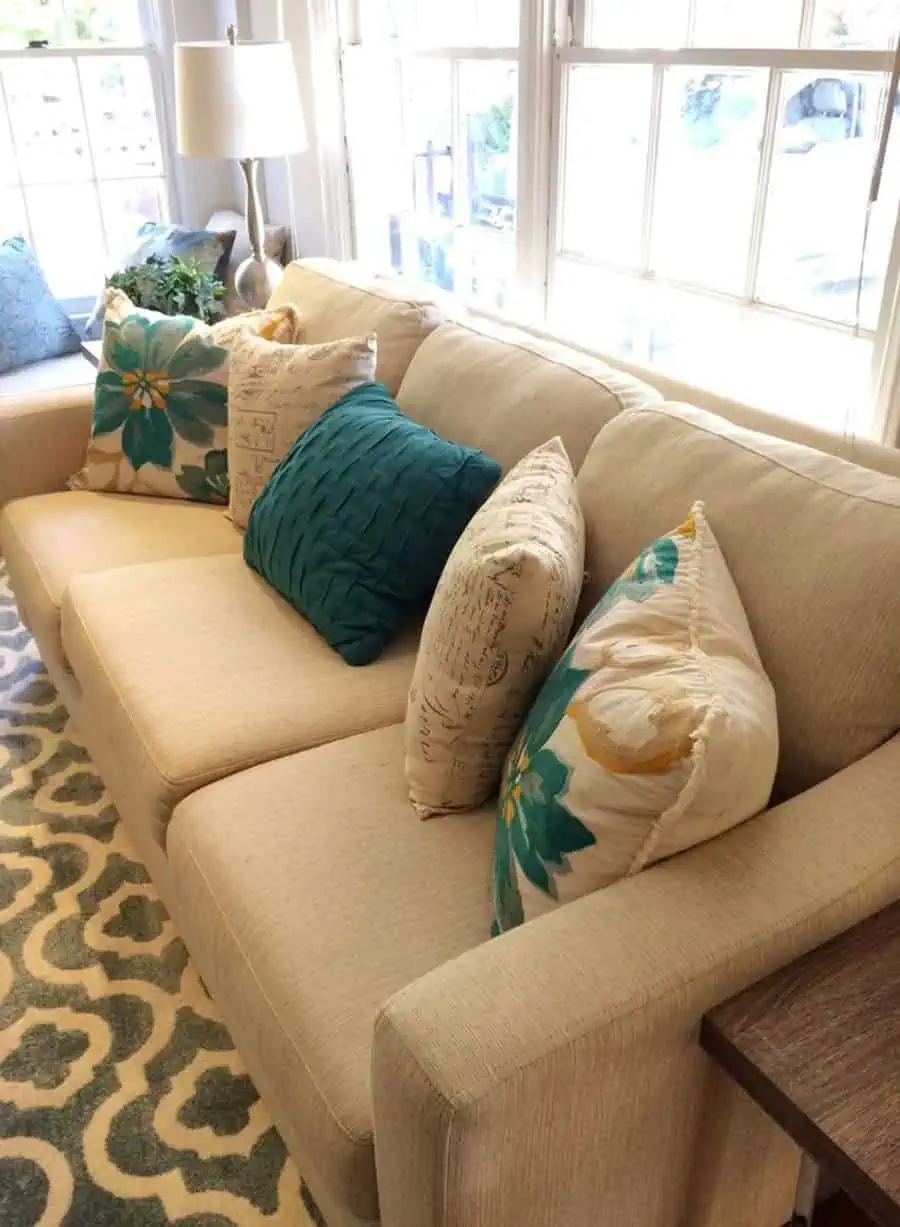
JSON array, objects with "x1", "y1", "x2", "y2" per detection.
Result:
[
  {"x1": 492, "y1": 504, "x2": 779, "y2": 934},
  {"x1": 70, "y1": 293, "x2": 230, "y2": 502}
]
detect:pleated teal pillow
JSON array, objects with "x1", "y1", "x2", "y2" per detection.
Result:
[{"x1": 244, "y1": 382, "x2": 502, "y2": 666}]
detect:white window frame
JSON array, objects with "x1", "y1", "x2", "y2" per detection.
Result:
[
  {"x1": 550, "y1": 0, "x2": 897, "y2": 340},
  {"x1": 0, "y1": 0, "x2": 178, "y2": 312},
  {"x1": 339, "y1": 0, "x2": 900, "y2": 440}
]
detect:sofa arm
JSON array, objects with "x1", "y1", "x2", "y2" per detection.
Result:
[
  {"x1": 372, "y1": 734, "x2": 900, "y2": 1227},
  {"x1": 0, "y1": 386, "x2": 93, "y2": 509}
]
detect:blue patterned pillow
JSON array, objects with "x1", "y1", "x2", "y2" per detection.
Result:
[
  {"x1": 84, "y1": 222, "x2": 237, "y2": 339},
  {"x1": 0, "y1": 237, "x2": 81, "y2": 375}
]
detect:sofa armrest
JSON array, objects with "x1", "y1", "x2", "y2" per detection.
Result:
[
  {"x1": 372, "y1": 734, "x2": 900, "y2": 1227},
  {"x1": 0, "y1": 386, "x2": 93, "y2": 509}
]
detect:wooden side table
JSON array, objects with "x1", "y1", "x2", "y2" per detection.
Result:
[{"x1": 701, "y1": 903, "x2": 900, "y2": 1227}]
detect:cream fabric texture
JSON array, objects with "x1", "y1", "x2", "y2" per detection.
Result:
[
  {"x1": 168, "y1": 723, "x2": 494, "y2": 1227},
  {"x1": 396, "y1": 315, "x2": 661, "y2": 473},
  {"x1": 268, "y1": 258, "x2": 442, "y2": 394},
  {"x1": 60, "y1": 555, "x2": 419, "y2": 849},
  {"x1": 210, "y1": 303, "x2": 305, "y2": 348},
  {"x1": 406, "y1": 438, "x2": 585, "y2": 817},
  {"x1": 494, "y1": 503, "x2": 778, "y2": 929},
  {"x1": 577, "y1": 403, "x2": 900, "y2": 798},
  {"x1": 226, "y1": 330, "x2": 377, "y2": 527},
  {"x1": 0, "y1": 491, "x2": 242, "y2": 674}
]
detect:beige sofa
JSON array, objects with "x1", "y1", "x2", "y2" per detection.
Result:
[{"x1": 3, "y1": 258, "x2": 900, "y2": 1227}]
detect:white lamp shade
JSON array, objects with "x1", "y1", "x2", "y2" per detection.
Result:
[{"x1": 175, "y1": 41, "x2": 307, "y2": 160}]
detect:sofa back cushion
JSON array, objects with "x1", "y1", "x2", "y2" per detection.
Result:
[
  {"x1": 267, "y1": 259, "x2": 442, "y2": 394},
  {"x1": 577, "y1": 403, "x2": 900, "y2": 799},
  {"x1": 396, "y1": 316, "x2": 662, "y2": 473}
]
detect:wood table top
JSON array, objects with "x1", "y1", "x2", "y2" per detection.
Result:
[{"x1": 701, "y1": 903, "x2": 900, "y2": 1227}]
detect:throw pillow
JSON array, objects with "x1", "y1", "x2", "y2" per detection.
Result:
[
  {"x1": 71, "y1": 291, "x2": 305, "y2": 502},
  {"x1": 406, "y1": 437, "x2": 585, "y2": 817},
  {"x1": 0, "y1": 237, "x2": 81, "y2": 374},
  {"x1": 244, "y1": 382, "x2": 502, "y2": 666},
  {"x1": 70, "y1": 292, "x2": 230, "y2": 502},
  {"x1": 492, "y1": 503, "x2": 778, "y2": 934},
  {"x1": 227, "y1": 329, "x2": 377, "y2": 528},
  {"x1": 84, "y1": 221, "x2": 237, "y2": 338}
]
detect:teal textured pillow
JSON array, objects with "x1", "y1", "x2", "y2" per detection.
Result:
[{"x1": 244, "y1": 382, "x2": 502, "y2": 666}]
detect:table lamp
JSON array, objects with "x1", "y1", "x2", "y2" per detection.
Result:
[{"x1": 174, "y1": 27, "x2": 307, "y2": 309}]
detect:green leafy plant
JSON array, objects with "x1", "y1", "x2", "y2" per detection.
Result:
[{"x1": 107, "y1": 255, "x2": 226, "y2": 324}]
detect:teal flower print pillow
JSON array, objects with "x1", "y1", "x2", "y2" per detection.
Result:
[
  {"x1": 70, "y1": 291, "x2": 230, "y2": 502},
  {"x1": 492, "y1": 503, "x2": 778, "y2": 935}
]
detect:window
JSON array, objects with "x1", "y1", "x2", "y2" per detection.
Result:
[
  {"x1": 0, "y1": 0, "x2": 170, "y2": 308},
  {"x1": 341, "y1": 0, "x2": 900, "y2": 438}
]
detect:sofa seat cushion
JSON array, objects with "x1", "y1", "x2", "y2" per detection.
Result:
[
  {"x1": 0, "y1": 490, "x2": 243, "y2": 672},
  {"x1": 60, "y1": 555, "x2": 420, "y2": 849},
  {"x1": 167, "y1": 723, "x2": 494, "y2": 1225}
]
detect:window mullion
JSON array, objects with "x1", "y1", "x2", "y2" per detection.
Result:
[
  {"x1": 74, "y1": 56, "x2": 112, "y2": 262},
  {"x1": 639, "y1": 63, "x2": 664, "y2": 275},
  {"x1": 514, "y1": 0, "x2": 555, "y2": 319},
  {"x1": 798, "y1": 0, "x2": 816, "y2": 48},
  {"x1": 685, "y1": 0, "x2": 698, "y2": 47},
  {"x1": 570, "y1": 0, "x2": 588, "y2": 47},
  {"x1": 743, "y1": 67, "x2": 781, "y2": 302},
  {"x1": 545, "y1": 53, "x2": 567, "y2": 319}
]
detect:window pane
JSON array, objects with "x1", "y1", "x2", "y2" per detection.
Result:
[
  {"x1": 757, "y1": 71, "x2": 892, "y2": 327},
  {"x1": 99, "y1": 178, "x2": 167, "y2": 258},
  {"x1": 550, "y1": 258, "x2": 874, "y2": 434},
  {"x1": 63, "y1": 0, "x2": 143, "y2": 45},
  {"x1": 0, "y1": 0, "x2": 66, "y2": 49},
  {"x1": 651, "y1": 68, "x2": 768, "y2": 294},
  {"x1": 0, "y1": 0, "x2": 142, "y2": 48},
  {"x1": 561, "y1": 65, "x2": 652, "y2": 268},
  {"x1": 0, "y1": 90, "x2": 17, "y2": 184},
  {"x1": 79, "y1": 56, "x2": 163, "y2": 177},
  {"x1": 26, "y1": 182, "x2": 105, "y2": 297},
  {"x1": 0, "y1": 187, "x2": 29, "y2": 238},
  {"x1": 344, "y1": 53, "x2": 407, "y2": 270},
  {"x1": 590, "y1": 0, "x2": 688, "y2": 48},
  {"x1": 407, "y1": 59, "x2": 452, "y2": 220},
  {"x1": 812, "y1": 0, "x2": 900, "y2": 48},
  {"x1": 459, "y1": 61, "x2": 516, "y2": 231},
  {"x1": 378, "y1": 0, "x2": 518, "y2": 45},
  {"x1": 692, "y1": 0, "x2": 802, "y2": 47},
  {"x1": 2, "y1": 58, "x2": 92, "y2": 183}
]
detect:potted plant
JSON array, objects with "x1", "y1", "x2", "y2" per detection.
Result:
[{"x1": 107, "y1": 255, "x2": 226, "y2": 323}]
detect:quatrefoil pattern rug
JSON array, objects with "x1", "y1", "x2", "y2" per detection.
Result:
[{"x1": 0, "y1": 560, "x2": 321, "y2": 1227}]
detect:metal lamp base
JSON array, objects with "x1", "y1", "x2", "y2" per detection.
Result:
[
  {"x1": 235, "y1": 156, "x2": 285, "y2": 310},
  {"x1": 235, "y1": 255, "x2": 284, "y2": 310}
]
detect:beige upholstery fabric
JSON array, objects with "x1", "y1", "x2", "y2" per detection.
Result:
[
  {"x1": 577, "y1": 404, "x2": 900, "y2": 798},
  {"x1": 406, "y1": 438, "x2": 585, "y2": 816},
  {"x1": 210, "y1": 303, "x2": 305, "y2": 348},
  {"x1": 267, "y1": 259, "x2": 442, "y2": 394},
  {"x1": 396, "y1": 315, "x2": 661, "y2": 473},
  {"x1": 0, "y1": 491, "x2": 242, "y2": 673},
  {"x1": 60, "y1": 555, "x2": 420, "y2": 848},
  {"x1": 372, "y1": 734, "x2": 900, "y2": 1227},
  {"x1": 0, "y1": 386, "x2": 94, "y2": 509},
  {"x1": 227, "y1": 331, "x2": 376, "y2": 527},
  {"x1": 167, "y1": 723, "x2": 494, "y2": 1227}
]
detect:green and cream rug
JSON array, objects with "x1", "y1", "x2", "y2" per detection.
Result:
[{"x1": 0, "y1": 560, "x2": 321, "y2": 1227}]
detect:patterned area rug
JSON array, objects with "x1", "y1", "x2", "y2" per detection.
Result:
[{"x1": 0, "y1": 560, "x2": 322, "y2": 1227}]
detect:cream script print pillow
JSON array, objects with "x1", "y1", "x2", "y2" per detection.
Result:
[
  {"x1": 227, "y1": 330, "x2": 377, "y2": 527},
  {"x1": 492, "y1": 503, "x2": 779, "y2": 934},
  {"x1": 406, "y1": 438, "x2": 585, "y2": 817}
]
